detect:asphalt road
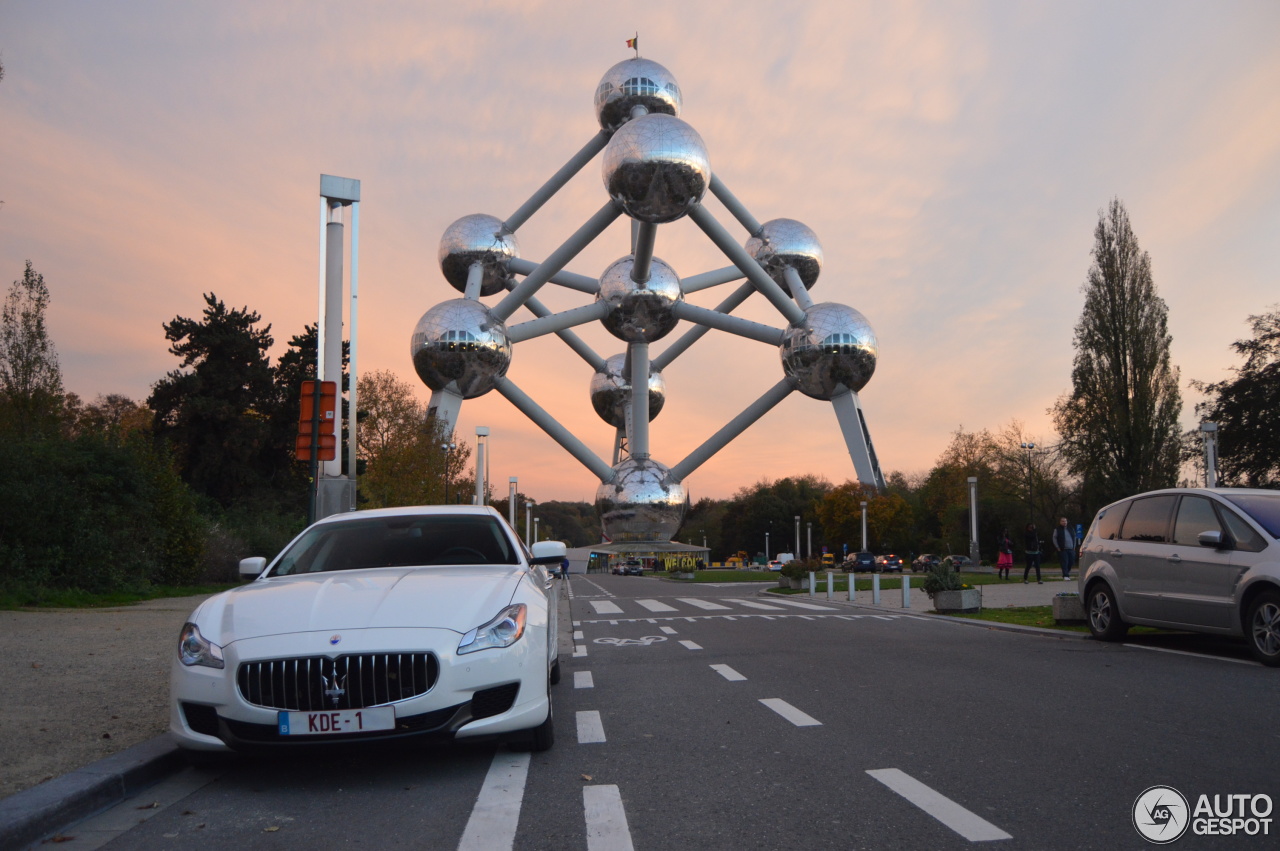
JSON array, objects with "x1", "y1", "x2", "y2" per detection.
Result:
[{"x1": 42, "y1": 574, "x2": 1280, "y2": 850}]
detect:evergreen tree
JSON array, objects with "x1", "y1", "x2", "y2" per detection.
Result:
[
  {"x1": 1191, "y1": 307, "x2": 1280, "y2": 487},
  {"x1": 1052, "y1": 200, "x2": 1182, "y2": 510},
  {"x1": 0, "y1": 261, "x2": 63, "y2": 437}
]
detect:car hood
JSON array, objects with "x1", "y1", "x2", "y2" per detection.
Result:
[{"x1": 193, "y1": 565, "x2": 526, "y2": 645}]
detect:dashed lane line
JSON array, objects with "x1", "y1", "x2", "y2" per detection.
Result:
[
  {"x1": 574, "y1": 644, "x2": 587, "y2": 657},
  {"x1": 658, "y1": 626, "x2": 678, "y2": 635},
  {"x1": 866, "y1": 768, "x2": 1012, "y2": 842},
  {"x1": 679, "y1": 640, "x2": 703, "y2": 650},
  {"x1": 732, "y1": 600, "x2": 787, "y2": 611},
  {"x1": 574, "y1": 671, "x2": 594, "y2": 689},
  {"x1": 710, "y1": 664, "x2": 746, "y2": 681},
  {"x1": 584, "y1": 784, "x2": 635, "y2": 851},
  {"x1": 577, "y1": 710, "x2": 607, "y2": 743},
  {"x1": 457, "y1": 751, "x2": 531, "y2": 851},
  {"x1": 573, "y1": 630, "x2": 584, "y2": 640},
  {"x1": 759, "y1": 698, "x2": 822, "y2": 727},
  {"x1": 767, "y1": 598, "x2": 838, "y2": 611}
]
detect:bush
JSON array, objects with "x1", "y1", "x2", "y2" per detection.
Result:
[
  {"x1": 780, "y1": 558, "x2": 823, "y2": 580},
  {"x1": 921, "y1": 562, "x2": 972, "y2": 599}
]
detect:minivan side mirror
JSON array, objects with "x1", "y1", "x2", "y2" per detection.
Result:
[
  {"x1": 1197, "y1": 530, "x2": 1225, "y2": 549},
  {"x1": 239, "y1": 556, "x2": 268, "y2": 578}
]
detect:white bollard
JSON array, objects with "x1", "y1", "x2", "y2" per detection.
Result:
[
  {"x1": 808, "y1": 571, "x2": 815, "y2": 597},
  {"x1": 827, "y1": 571, "x2": 834, "y2": 600},
  {"x1": 848, "y1": 572, "x2": 855, "y2": 603},
  {"x1": 872, "y1": 572, "x2": 880, "y2": 606},
  {"x1": 902, "y1": 575, "x2": 911, "y2": 608}
]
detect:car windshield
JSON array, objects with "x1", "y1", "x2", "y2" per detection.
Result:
[
  {"x1": 1220, "y1": 493, "x2": 1280, "y2": 539},
  {"x1": 270, "y1": 514, "x2": 519, "y2": 576}
]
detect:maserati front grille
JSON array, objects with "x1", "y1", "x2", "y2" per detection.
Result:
[{"x1": 237, "y1": 653, "x2": 439, "y2": 711}]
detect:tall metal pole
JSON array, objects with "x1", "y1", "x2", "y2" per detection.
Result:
[
  {"x1": 860, "y1": 501, "x2": 868, "y2": 552},
  {"x1": 1200, "y1": 422, "x2": 1219, "y2": 487},
  {"x1": 807, "y1": 522, "x2": 812, "y2": 560},
  {"x1": 967, "y1": 476, "x2": 980, "y2": 567},
  {"x1": 508, "y1": 477, "x2": 518, "y2": 528},
  {"x1": 794, "y1": 515, "x2": 800, "y2": 560},
  {"x1": 475, "y1": 427, "x2": 489, "y2": 505},
  {"x1": 534, "y1": 517, "x2": 540, "y2": 543},
  {"x1": 525, "y1": 501, "x2": 533, "y2": 544},
  {"x1": 765, "y1": 532, "x2": 770, "y2": 562}
]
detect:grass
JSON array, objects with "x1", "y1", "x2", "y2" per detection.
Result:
[
  {"x1": 667, "y1": 569, "x2": 779, "y2": 582},
  {"x1": 0, "y1": 583, "x2": 237, "y2": 610}
]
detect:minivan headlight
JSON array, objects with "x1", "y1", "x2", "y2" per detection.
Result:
[
  {"x1": 178, "y1": 622, "x2": 225, "y2": 669},
  {"x1": 457, "y1": 604, "x2": 527, "y2": 655}
]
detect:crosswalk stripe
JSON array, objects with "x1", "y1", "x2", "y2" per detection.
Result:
[
  {"x1": 635, "y1": 599, "x2": 678, "y2": 612},
  {"x1": 710, "y1": 664, "x2": 746, "y2": 681},
  {"x1": 658, "y1": 626, "x2": 678, "y2": 634},
  {"x1": 676, "y1": 597, "x2": 731, "y2": 610},
  {"x1": 590, "y1": 600, "x2": 624, "y2": 615},
  {"x1": 577, "y1": 710, "x2": 606, "y2": 743},
  {"x1": 574, "y1": 671, "x2": 594, "y2": 689},
  {"x1": 457, "y1": 751, "x2": 530, "y2": 851},
  {"x1": 759, "y1": 698, "x2": 822, "y2": 727},
  {"x1": 767, "y1": 598, "x2": 838, "y2": 611},
  {"x1": 584, "y1": 784, "x2": 635, "y2": 851},
  {"x1": 866, "y1": 768, "x2": 1012, "y2": 841},
  {"x1": 679, "y1": 640, "x2": 703, "y2": 650},
  {"x1": 731, "y1": 599, "x2": 787, "y2": 611}
]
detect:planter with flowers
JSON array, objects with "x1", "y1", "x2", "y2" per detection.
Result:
[{"x1": 922, "y1": 563, "x2": 980, "y2": 613}]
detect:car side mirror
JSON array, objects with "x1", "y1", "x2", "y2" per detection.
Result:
[
  {"x1": 1197, "y1": 530, "x2": 1225, "y2": 549},
  {"x1": 239, "y1": 556, "x2": 267, "y2": 578},
  {"x1": 530, "y1": 540, "x2": 567, "y2": 565}
]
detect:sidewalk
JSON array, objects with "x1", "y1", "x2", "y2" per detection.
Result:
[{"x1": 786, "y1": 572, "x2": 1080, "y2": 615}]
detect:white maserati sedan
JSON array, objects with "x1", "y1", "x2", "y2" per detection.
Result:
[{"x1": 170, "y1": 506, "x2": 563, "y2": 754}]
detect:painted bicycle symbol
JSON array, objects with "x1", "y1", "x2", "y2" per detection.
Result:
[{"x1": 592, "y1": 636, "x2": 668, "y2": 647}]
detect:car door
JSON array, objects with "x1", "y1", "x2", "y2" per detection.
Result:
[
  {"x1": 1164, "y1": 495, "x2": 1237, "y2": 629},
  {"x1": 1113, "y1": 495, "x2": 1178, "y2": 620}
]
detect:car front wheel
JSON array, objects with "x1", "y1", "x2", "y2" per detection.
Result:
[
  {"x1": 1086, "y1": 582, "x2": 1129, "y2": 641},
  {"x1": 1246, "y1": 590, "x2": 1280, "y2": 667}
]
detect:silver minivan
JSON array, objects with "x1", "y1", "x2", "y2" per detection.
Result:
[{"x1": 1078, "y1": 488, "x2": 1280, "y2": 666}]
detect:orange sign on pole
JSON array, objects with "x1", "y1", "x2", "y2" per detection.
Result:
[{"x1": 296, "y1": 380, "x2": 338, "y2": 461}]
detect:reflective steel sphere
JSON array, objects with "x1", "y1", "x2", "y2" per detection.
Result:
[
  {"x1": 589, "y1": 353, "x2": 666, "y2": 428},
  {"x1": 596, "y1": 457, "x2": 687, "y2": 543},
  {"x1": 410, "y1": 299, "x2": 512, "y2": 398},
  {"x1": 594, "y1": 58, "x2": 682, "y2": 133},
  {"x1": 745, "y1": 219, "x2": 823, "y2": 296},
  {"x1": 602, "y1": 114, "x2": 710, "y2": 224},
  {"x1": 438, "y1": 214, "x2": 519, "y2": 297},
  {"x1": 596, "y1": 255, "x2": 682, "y2": 342},
  {"x1": 779, "y1": 302, "x2": 877, "y2": 399}
]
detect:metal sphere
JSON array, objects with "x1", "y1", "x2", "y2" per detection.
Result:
[
  {"x1": 596, "y1": 457, "x2": 687, "y2": 543},
  {"x1": 594, "y1": 58, "x2": 682, "y2": 133},
  {"x1": 438, "y1": 214, "x2": 519, "y2": 297},
  {"x1": 779, "y1": 302, "x2": 878, "y2": 399},
  {"x1": 589, "y1": 353, "x2": 666, "y2": 428},
  {"x1": 596, "y1": 255, "x2": 682, "y2": 342},
  {"x1": 602, "y1": 114, "x2": 710, "y2": 224},
  {"x1": 410, "y1": 299, "x2": 511, "y2": 399},
  {"x1": 745, "y1": 219, "x2": 823, "y2": 296}
]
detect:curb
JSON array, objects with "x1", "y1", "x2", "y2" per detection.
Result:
[{"x1": 0, "y1": 735, "x2": 183, "y2": 851}]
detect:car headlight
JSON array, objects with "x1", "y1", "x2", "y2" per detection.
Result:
[
  {"x1": 457, "y1": 604, "x2": 527, "y2": 655},
  {"x1": 178, "y1": 622, "x2": 225, "y2": 669}
]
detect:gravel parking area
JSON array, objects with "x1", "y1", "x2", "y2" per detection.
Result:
[{"x1": 0, "y1": 595, "x2": 211, "y2": 799}]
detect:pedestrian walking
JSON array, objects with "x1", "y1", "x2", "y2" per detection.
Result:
[
  {"x1": 1052, "y1": 517, "x2": 1077, "y2": 580},
  {"x1": 1023, "y1": 522, "x2": 1042, "y2": 584},
  {"x1": 996, "y1": 528, "x2": 1014, "y2": 580}
]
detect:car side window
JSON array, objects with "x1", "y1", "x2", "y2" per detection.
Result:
[
  {"x1": 1172, "y1": 496, "x2": 1223, "y2": 546},
  {"x1": 1093, "y1": 502, "x2": 1130, "y2": 541},
  {"x1": 1219, "y1": 507, "x2": 1266, "y2": 553},
  {"x1": 1119, "y1": 496, "x2": 1176, "y2": 543}
]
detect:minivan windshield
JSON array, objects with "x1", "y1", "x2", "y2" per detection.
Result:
[
  {"x1": 1220, "y1": 494, "x2": 1280, "y2": 539},
  {"x1": 271, "y1": 514, "x2": 519, "y2": 576}
]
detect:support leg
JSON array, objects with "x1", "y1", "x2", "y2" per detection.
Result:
[{"x1": 831, "y1": 390, "x2": 887, "y2": 490}]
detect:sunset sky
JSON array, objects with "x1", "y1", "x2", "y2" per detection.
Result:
[{"x1": 3, "y1": 2, "x2": 1278, "y2": 503}]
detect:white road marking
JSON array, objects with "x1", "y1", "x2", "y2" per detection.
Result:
[
  {"x1": 732, "y1": 599, "x2": 786, "y2": 611},
  {"x1": 872, "y1": 615, "x2": 894, "y2": 621},
  {"x1": 679, "y1": 640, "x2": 703, "y2": 650},
  {"x1": 573, "y1": 644, "x2": 587, "y2": 657},
  {"x1": 580, "y1": 576, "x2": 613, "y2": 597},
  {"x1": 676, "y1": 597, "x2": 732, "y2": 610},
  {"x1": 635, "y1": 599, "x2": 678, "y2": 612},
  {"x1": 457, "y1": 751, "x2": 531, "y2": 851},
  {"x1": 799, "y1": 616, "x2": 815, "y2": 621},
  {"x1": 574, "y1": 671, "x2": 594, "y2": 689},
  {"x1": 1127, "y1": 644, "x2": 1256, "y2": 665},
  {"x1": 659, "y1": 626, "x2": 678, "y2": 634},
  {"x1": 759, "y1": 698, "x2": 822, "y2": 727},
  {"x1": 590, "y1": 600, "x2": 624, "y2": 615},
  {"x1": 577, "y1": 710, "x2": 607, "y2": 743},
  {"x1": 584, "y1": 784, "x2": 635, "y2": 851},
  {"x1": 768, "y1": 598, "x2": 837, "y2": 611},
  {"x1": 573, "y1": 630, "x2": 584, "y2": 640},
  {"x1": 710, "y1": 664, "x2": 746, "y2": 681},
  {"x1": 867, "y1": 768, "x2": 1012, "y2": 842}
]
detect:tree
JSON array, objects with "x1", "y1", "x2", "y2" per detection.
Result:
[
  {"x1": 718, "y1": 476, "x2": 831, "y2": 560},
  {"x1": 148, "y1": 294, "x2": 284, "y2": 506},
  {"x1": 1052, "y1": 199, "x2": 1182, "y2": 510},
  {"x1": 0, "y1": 261, "x2": 63, "y2": 437},
  {"x1": 1191, "y1": 307, "x2": 1280, "y2": 487}
]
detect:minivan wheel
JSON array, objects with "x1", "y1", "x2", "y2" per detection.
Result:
[
  {"x1": 1246, "y1": 591, "x2": 1280, "y2": 667},
  {"x1": 1086, "y1": 583, "x2": 1129, "y2": 641}
]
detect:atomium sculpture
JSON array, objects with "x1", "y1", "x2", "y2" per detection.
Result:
[{"x1": 411, "y1": 56, "x2": 886, "y2": 544}]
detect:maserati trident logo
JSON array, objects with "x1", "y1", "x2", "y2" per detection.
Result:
[{"x1": 322, "y1": 671, "x2": 347, "y2": 707}]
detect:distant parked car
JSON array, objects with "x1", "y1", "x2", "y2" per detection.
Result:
[
  {"x1": 767, "y1": 560, "x2": 783, "y2": 571},
  {"x1": 1080, "y1": 487, "x2": 1280, "y2": 666},
  {"x1": 877, "y1": 554, "x2": 904, "y2": 573},
  {"x1": 912, "y1": 554, "x2": 941, "y2": 572},
  {"x1": 622, "y1": 562, "x2": 644, "y2": 576},
  {"x1": 945, "y1": 555, "x2": 972, "y2": 571},
  {"x1": 844, "y1": 552, "x2": 876, "y2": 572}
]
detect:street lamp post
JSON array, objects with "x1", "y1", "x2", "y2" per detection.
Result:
[
  {"x1": 534, "y1": 517, "x2": 540, "y2": 543},
  {"x1": 1020, "y1": 442, "x2": 1036, "y2": 525},
  {"x1": 860, "y1": 501, "x2": 868, "y2": 552},
  {"x1": 967, "y1": 476, "x2": 980, "y2": 567},
  {"x1": 765, "y1": 531, "x2": 770, "y2": 563},
  {"x1": 794, "y1": 515, "x2": 800, "y2": 560},
  {"x1": 806, "y1": 522, "x2": 812, "y2": 561},
  {"x1": 441, "y1": 442, "x2": 456, "y2": 504},
  {"x1": 524, "y1": 501, "x2": 533, "y2": 544}
]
